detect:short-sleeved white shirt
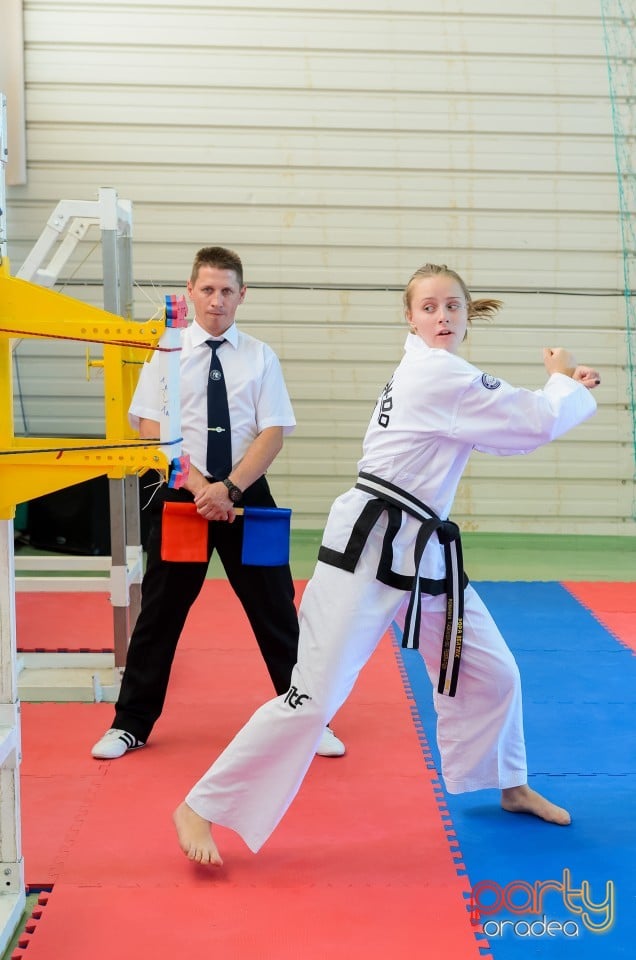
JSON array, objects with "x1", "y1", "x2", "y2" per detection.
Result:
[{"x1": 129, "y1": 319, "x2": 296, "y2": 475}]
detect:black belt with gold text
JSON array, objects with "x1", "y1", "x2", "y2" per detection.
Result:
[{"x1": 318, "y1": 471, "x2": 466, "y2": 697}]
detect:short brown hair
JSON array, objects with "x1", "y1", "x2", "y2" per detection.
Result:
[
  {"x1": 191, "y1": 246, "x2": 244, "y2": 287},
  {"x1": 403, "y1": 263, "x2": 502, "y2": 323}
]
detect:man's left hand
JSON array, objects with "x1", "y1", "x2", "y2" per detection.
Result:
[{"x1": 193, "y1": 482, "x2": 236, "y2": 522}]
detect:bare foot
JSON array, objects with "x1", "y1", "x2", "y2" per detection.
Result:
[
  {"x1": 173, "y1": 801, "x2": 223, "y2": 865},
  {"x1": 501, "y1": 785, "x2": 571, "y2": 825}
]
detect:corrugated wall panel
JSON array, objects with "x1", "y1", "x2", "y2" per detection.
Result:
[{"x1": 5, "y1": 0, "x2": 634, "y2": 535}]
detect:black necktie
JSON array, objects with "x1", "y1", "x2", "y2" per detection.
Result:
[{"x1": 205, "y1": 338, "x2": 232, "y2": 480}]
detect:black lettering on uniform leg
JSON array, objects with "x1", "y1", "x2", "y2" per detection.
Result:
[{"x1": 284, "y1": 685, "x2": 312, "y2": 709}]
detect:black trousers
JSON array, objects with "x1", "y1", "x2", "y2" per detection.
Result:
[{"x1": 113, "y1": 475, "x2": 299, "y2": 742}]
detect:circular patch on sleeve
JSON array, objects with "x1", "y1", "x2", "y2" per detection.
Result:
[{"x1": 481, "y1": 373, "x2": 501, "y2": 390}]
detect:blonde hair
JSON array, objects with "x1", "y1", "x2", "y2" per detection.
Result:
[{"x1": 403, "y1": 263, "x2": 503, "y2": 328}]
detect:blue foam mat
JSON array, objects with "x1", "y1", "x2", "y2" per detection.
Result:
[
  {"x1": 395, "y1": 581, "x2": 635, "y2": 958},
  {"x1": 473, "y1": 582, "x2": 627, "y2": 654}
]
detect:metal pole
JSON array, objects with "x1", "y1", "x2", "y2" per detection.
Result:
[
  {"x1": 0, "y1": 520, "x2": 26, "y2": 954},
  {"x1": 0, "y1": 91, "x2": 26, "y2": 956},
  {"x1": 117, "y1": 199, "x2": 142, "y2": 633},
  {"x1": 100, "y1": 188, "x2": 130, "y2": 671}
]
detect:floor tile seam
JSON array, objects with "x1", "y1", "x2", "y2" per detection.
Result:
[
  {"x1": 527, "y1": 771, "x2": 636, "y2": 778},
  {"x1": 9, "y1": 889, "x2": 51, "y2": 960},
  {"x1": 559, "y1": 585, "x2": 636, "y2": 655},
  {"x1": 43, "y1": 764, "x2": 111, "y2": 884},
  {"x1": 389, "y1": 625, "x2": 494, "y2": 960},
  {"x1": 20, "y1": 772, "x2": 106, "y2": 782},
  {"x1": 525, "y1": 699, "x2": 636, "y2": 705},
  {"x1": 511, "y1": 646, "x2": 634, "y2": 653},
  {"x1": 20, "y1": 879, "x2": 482, "y2": 892}
]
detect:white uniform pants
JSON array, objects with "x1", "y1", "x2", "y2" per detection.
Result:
[{"x1": 185, "y1": 522, "x2": 527, "y2": 852}]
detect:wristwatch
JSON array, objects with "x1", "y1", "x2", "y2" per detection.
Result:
[{"x1": 222, "y1": 478, "x2": 243, "y2": 504}]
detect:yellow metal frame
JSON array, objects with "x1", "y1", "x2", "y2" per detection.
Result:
[{"x1": 0, "y1": 259, "x2": 173, "y2": 519}]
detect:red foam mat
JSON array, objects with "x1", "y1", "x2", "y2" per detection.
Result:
[
  {"x1": 563, "y1": 581, "x2": 636, "y2": 652},
  {"x1": 16, "y1": 610, "x2": 488, "y2": 959},
  {"x1": 16, "y1": 884, "x2": 485, "y2": 960},
  {"x1": 15, "y1": 592, "x2": 114, "y2": 652},
  {"x1": 15, "y1": 580, "x2": 304, "y2": 653}
]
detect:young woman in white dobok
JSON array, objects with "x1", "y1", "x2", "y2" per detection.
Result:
[{"x1": 174, "y1": 263, "x2": 601, "y2": 865}]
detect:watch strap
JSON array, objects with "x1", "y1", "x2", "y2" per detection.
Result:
[{"x1": 222, "y1": 478, "x2": 243, "y2": 502}]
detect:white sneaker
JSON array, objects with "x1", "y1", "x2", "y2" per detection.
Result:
[
  {"x1": 316, "y1": 726, "x2": 346, "y2": 758},
  {"x1": 91, "y1": 728, "x2": 145, "y2": 760}
]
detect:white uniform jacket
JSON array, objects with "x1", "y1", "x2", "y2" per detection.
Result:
[{"x1": 319, "y1": 333, "x2": 597, "y2": 589}]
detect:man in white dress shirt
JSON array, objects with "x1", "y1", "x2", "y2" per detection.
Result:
[{"x1": 91, "y1": 246, "x2": 344, "y2": 760}]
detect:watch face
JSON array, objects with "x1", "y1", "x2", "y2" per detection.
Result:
[{"x1": 224, "y1": 480, "x2": 242, "y2": 503}]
